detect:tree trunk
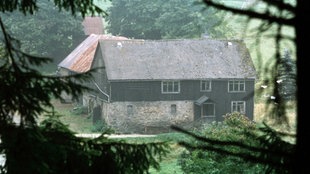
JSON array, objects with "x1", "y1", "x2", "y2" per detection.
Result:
[{"x1": 295, "y1": 0, "x2": 310, "y2": 173}]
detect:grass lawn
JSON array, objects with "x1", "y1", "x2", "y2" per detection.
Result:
[
  {"x1": 113, "y1": 133, "x2": 193, "y2": 174},
  {"x1": 42, "y1": 100, "x2": 94, "y2": 133},
  {"x1": 149, "y1": 144, "x2": 184, "y2": 174}
]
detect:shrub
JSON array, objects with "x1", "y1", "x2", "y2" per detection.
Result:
[
  {"x1": 71, "y1": 106, "x2": 88, "y2": 115},
  {"x1": 178, "y1": 113, "x2": 266, "y2": 174},
  {"x1": 91, "y1": 119, "x2": 113, "y2": 133}
]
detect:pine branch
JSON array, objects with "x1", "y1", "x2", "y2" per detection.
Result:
[{"x1": 202, "y1": 0, "x2": 295, "y2": 26}]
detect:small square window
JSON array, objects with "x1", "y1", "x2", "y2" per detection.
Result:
[
  {"x1": 127, "y1": 105, "x2": 133, "y2": 115},
  {"x1": 171, "y1": 104, "x2": 177, "y2": 114}
]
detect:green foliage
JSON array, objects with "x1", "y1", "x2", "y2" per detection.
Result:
[
  {"x1": 106, "y1": 0, "x2": 229, "y2": 39},
  {"x1": 178, "y1": 113, "x2": 263, "y2": 174},
  {"x1": 71, "y1": 106, "x2": 88, "y2": 115},
  {"x1": 1, "y1": 114, "x2": 168, "y2": 174},
  {"x1": 91, "y1": 119, "x2": 113, "y2": 133},
  {"x1": 223, "y1": 112, "x2": 256, "y2": 128},
  {"x1": 0, "y1": 0, "x2": 106, "y2": 17},
  {"x1": 277, "y1": 49, "x2": 296, "y2": 101},
  {"x1": 1, "y1": 0, "x2": 85, "y2": 70},
  {"x1": 0, "y1": 2, "x2": 168, "y2": 173},
  {"x1": 176, "y1": 113, "x2": 295, "y2": 174},
  {"x1": 0, "y1": 27, "x2": 91, "y2": 126},
  {"x1": 179, "y1": 150, "x2": 264, "y2": 174}
]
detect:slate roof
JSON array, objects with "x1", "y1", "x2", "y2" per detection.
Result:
[
  {"x1": 58, "y1": 34, "x2": 128, "y2": 73},
  {"x1": 98, "y1": 39, "x2": 256, "y2": 80}
]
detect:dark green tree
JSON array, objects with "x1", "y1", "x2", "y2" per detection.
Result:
[
  {"x1": 0, "y1": 1, "x2": 168, "y2": 173},
  {"x1": 176, "y1": 113, "x2": 294, "y2": 174},
  {"x1": 1, "y1": 0, "x2": 85, "y2": 72},
  {"x1": 277, "y1": 49, "x2": 296, "y2": 101},
  {"x1": 172, "y1": 0, "x2": 309, "y2": 173},
  {"x1": 106, "y1": 0, "x2": 229, "y2": 39}
]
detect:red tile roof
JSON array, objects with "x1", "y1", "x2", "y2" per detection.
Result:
[{"x1": 58, "y1": 34, "x2": 128, "y2": 73}]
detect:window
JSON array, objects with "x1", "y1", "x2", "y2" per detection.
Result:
[
  {"x1": 231, "y1": 101, "x2": 246, "y2": 114},
  {"x1": 171, "y1": 104, "x2": 177, "y2": 114},
  {"x1": 201, "y1": 103, "x2": 215, "y2": 117},
  {"x1": 127, "y1": 105, "x2": 133, "y2": 116},
  {"x1": 228, "y1": 80, "x2": 245, "y2": 92},
  {"x1": 200, "y1": 80, "x2": 211, "y2": 92},
  {"x1": 161, "y1": 81, "x2": 180, "y2": 94}
]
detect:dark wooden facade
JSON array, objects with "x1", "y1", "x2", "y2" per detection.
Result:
[
  {"x1": 89, "y1": 41, "x2": 256, "y2": 122},
  {"x1": 105, "y1": 79, "x2": 255, "y2": 121}
]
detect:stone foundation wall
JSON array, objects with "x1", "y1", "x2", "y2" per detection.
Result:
[
  {"x1": 82, "y1": 94, "x2": 196, "y2": 133},
  {"x1": 104, "y1": 101, "x2": 194, "y2": 134}
]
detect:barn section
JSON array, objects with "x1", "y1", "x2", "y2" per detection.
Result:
[
  {"x1": 58, "y1": 38, "x2": 257, "y2": 134},
  {"x1": 57, "y1": 34, "x2": 128, "y2": 103}
]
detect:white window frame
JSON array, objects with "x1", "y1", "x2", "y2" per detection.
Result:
[
  {"x1": 231, "y1": 101, "x2": 246, "y2": 114},
  {"x1": 228, "y1": 80, "x2": 245, "y2": 92},
  {"x1": 201, "y1": 103, "x2": 215, "y2": 118},
  {"x1": 161, "y1": 81, "x2": 180, "y2": 94},
  {"x1": 200, "y1": 80, "x2": 212, "y2": 92}
]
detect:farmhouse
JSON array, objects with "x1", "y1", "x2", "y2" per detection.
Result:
[{"x1": 58, "y1": 34, "x2": 257, "y2": 133}]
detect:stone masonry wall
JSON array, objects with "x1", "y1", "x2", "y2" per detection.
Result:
[{"x1": 104, "y1": 101, "x2": 194, "y2": 134}]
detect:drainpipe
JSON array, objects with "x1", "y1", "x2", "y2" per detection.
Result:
[
  {"x1": 91, "y1": 80, "x2": 110, "y2": 124},
  {"x1": 92, "y1": 80, "x2": 110, "y2": 102}
]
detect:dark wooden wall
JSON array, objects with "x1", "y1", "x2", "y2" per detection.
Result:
[{"x1": 109, "y1": 79, "x2": 255, "y2": 120}]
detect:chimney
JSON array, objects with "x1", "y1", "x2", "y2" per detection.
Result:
[{"x1": 82, "y1": 16, "x2": 104, "y2": 35}]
